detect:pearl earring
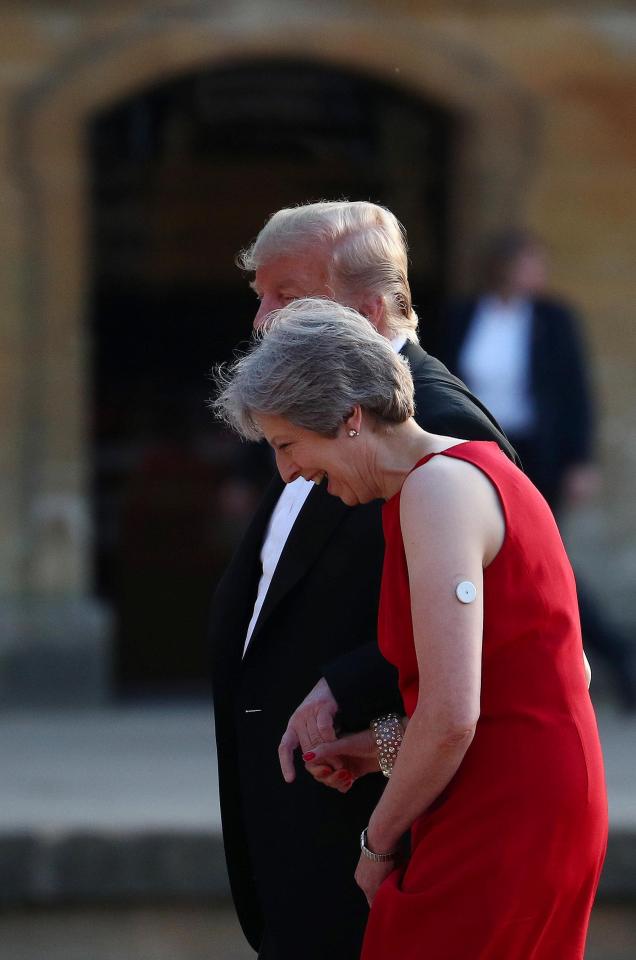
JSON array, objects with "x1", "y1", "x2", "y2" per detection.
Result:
[{"x1": 348, "y1": 429, "x2": 359, "y2": 438}]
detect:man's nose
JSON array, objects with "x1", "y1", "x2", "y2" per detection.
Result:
[{"x1": 253, "y1": 297, "x2": 276, "y2": 331}]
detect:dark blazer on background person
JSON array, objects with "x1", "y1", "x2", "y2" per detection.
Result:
[
  {"x1": 441, "y1": 297, "x2": 594, "y2": 506},
  {"x1": 209, "y1": 340, "x2": 518, "y2": 960}
]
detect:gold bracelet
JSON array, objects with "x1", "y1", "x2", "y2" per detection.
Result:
[{"x1": 371, "y1": 713, "x2": 404, "y2": 778}]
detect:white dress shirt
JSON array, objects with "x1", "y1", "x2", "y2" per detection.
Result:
[
  {"x1": 458, "y1": 297, "x2": 536, "y2": 435},
  {"x1": 243, "y1": 477, "x2": 313, "y2": 654},
  {"x1": 242, "y1": 329, "x2": 410, "y2": 655}
]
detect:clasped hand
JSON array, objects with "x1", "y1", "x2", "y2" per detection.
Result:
[
  {"x1": 278, "y1": 679, "x2": 396, "y2": 905},
  {"x1": 278, "y1": 677, "x2": 380, "y2": 791},
  {"x1": 278, "y1": 677, "x2": 339, "y2": 782}
]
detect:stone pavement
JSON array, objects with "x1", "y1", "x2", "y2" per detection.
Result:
[
  {"x1": 0, "y1": 703, "x2": 634, "y2": 903},
  {"x1": 1, "y1": 903, "x2": 635, "y2": 960}
]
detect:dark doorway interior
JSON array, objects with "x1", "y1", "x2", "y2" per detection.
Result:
[{"x1": 89, "y1": 59, "x2": 455, "y2": 697}]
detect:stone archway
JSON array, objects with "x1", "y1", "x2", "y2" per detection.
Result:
[
  {"x1": 5, "y1": 2, "x2": 537, "y2": 704},
  {"x1": 90, "y1": 59, "x2": 458, "y2": 691}
]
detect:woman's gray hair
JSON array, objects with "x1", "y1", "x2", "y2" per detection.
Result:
[
  {"x1": 212, "y1": 298, "x2": 415, "y2": 440},
  {"x1": 237, "y1": 200, "x2": 419, "y2": 341}
]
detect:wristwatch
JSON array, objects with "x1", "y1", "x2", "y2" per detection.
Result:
[{"x1": 360, "y1": 827, "x2": 398, "y2": 863}]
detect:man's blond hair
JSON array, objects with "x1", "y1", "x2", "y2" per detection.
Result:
[{"x1": 237, "y1": 200, "x2": 419, "y2": 340}]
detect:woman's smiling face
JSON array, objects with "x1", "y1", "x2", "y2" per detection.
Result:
[{"x1": 256, "y1": 411, "x2": 371, "y2": 506}]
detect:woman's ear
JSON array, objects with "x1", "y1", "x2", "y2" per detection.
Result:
[{"x1": 343, "y1": 405, "x2": 363, "y2": 437}]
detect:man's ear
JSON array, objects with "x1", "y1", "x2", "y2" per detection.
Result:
[{"x1": 358, "y1": 295, "x2": 387, "y2": 335}]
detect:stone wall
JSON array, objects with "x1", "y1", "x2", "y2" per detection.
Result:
[{"x1": 1, "y1": 1, "x2": 634, "y2": 703}]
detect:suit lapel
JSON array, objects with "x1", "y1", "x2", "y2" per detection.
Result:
[
  {"x1": 243, "y1": 481, "x2": 350, "y2": 655},
  {"x1": 212, "y1": 473, "x2": 283, "y2": 684}
]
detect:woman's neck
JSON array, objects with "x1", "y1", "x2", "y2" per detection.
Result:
[{"x1": 368, "y1": 420, "x2": 465, "y2": 501}]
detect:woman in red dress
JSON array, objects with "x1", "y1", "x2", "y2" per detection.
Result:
[{"x1": 215, "y1": 297, "x2": 608, "y2": 959}]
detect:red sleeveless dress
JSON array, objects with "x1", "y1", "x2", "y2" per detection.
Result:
[{"x1": 361, "y1": 441, "x2": 607, "y2": 960}]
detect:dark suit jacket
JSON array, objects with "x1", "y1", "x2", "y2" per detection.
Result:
[
  {"x1": 210, "y1": 341, "x2": 517, "y2": 959},
  {"x1": 441, "y1": 297, "x2": 594, "y2": 501}
]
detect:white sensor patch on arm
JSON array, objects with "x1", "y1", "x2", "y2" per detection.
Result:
[{"x1": 455, "y1": 580, "x2": 477, "y2": 604}]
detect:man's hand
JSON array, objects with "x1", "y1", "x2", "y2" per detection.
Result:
[{"x1": 278, "y1": 677, "x2": 339, "y2": 783}]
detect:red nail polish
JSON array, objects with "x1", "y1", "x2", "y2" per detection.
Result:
[
  {"x1": 303, "y1": 752, "x2": 316, "y2": 761},
  {"x1": 337, "y1": 770, "x2": 351, "y2": 780}
]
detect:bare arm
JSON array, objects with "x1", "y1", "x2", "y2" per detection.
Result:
[{"x1": 357, "y1": 457, "x2": 504, "y2": 902}]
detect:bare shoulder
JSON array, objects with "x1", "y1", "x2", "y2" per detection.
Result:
[
  {"x1": 400, "y1": 451, "x2": 504, "y2": 561},
  {"x1": 400, "y1": 451, "x2": 489, "y2": 512}
]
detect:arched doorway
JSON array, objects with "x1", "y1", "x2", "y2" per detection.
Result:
[
  {"x1": 10, "y1": 5, "x2": 534, "y2": 707},
  {"x1": 88, "y1": 59, "x2": 455, "y2": 695}
]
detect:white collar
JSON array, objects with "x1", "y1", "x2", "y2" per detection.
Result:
[
  {"x1": 390, "y1": 332, "x2": 408, "y2": 353},
  {"x1": 479, "y1": 296, "x2": 530, "y2": 316}
]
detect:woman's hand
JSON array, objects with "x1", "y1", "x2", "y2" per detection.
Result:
[
  {"x1": 354, "y1": 853, "x2": 396, "y2": 906},
  {"x1": 303, "y1": 728, "x2": 380, "y2": 793}
]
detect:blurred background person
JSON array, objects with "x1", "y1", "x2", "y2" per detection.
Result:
[{"x1": 441, "y1": 230, "x2": 636, "y2": 711}]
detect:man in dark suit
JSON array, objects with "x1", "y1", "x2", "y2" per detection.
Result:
[
  {"x1": 441, "y1": 230, "x2": 596, "y2": 511},
  {"x1": 210, "y1": 201, "x2": 518, "y2": 959},
  {"x1": 441, "y1": 229, "x2": 636, "y2": 710}
]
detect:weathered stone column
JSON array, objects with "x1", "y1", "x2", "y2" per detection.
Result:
[{"x1": 0, "y1": 82, "x2": 111, "y2": 707}]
